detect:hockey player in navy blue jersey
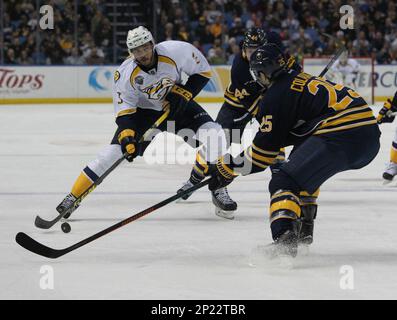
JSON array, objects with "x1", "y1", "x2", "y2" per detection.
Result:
[
  {"x1": 177, "y1": 28, "x2": 300, "y2": 219},
  {"x1": 208, "y1": 44, "x2": 381, "y2": 257}
]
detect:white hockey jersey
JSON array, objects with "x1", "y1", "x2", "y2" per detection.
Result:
[
  {"x1": 329, "y1": 58, "x2": 360, "y2": 87},
  {"x1": 112, "y1": 40, "x2": 212, "y2": 118}
]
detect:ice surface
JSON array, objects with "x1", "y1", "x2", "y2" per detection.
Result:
[{"x1": 1, "y1": 103, "x2": 396, "y2": 299}]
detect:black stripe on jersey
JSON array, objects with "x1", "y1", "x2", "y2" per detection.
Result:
[
  {"x1": 392, "y1": 141, "x2": 397, "y2": 149},
  {"x1": 270, "y1": 192, "x2": 300, "y2": 206}
]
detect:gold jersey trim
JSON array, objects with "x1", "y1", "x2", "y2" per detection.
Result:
[
  {"x1": 116, "y1": 108, "x2": 137, "y2": 118},
  {"x1": 129, "y1": 65, "x2": 142, "y2": 88},
  {"x1": 158, "y1": 55, "x2": 177, "y2": 68},
  {"x1": 314, "y1": 119, "x2": 377, "y2": 135},
  {"x1": 199, "y1": 70, "x2": 212, "y2": 78}
]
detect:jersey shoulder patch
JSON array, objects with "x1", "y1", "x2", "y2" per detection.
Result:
[{"x1": 114, "y1": 71, "x2": 120, "y2": 83}]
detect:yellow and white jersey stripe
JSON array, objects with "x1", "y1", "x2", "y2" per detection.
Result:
[{"x1": 314, "y1": 104, "x2": 377, "y2": 135}]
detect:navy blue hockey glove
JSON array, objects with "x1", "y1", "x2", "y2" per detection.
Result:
[
  {"x1": 208, "y1": 156, "x2": 238, "y2": 191},
  {"x1": 164, "y1": 84, "x2": 193, "y2": 118}
]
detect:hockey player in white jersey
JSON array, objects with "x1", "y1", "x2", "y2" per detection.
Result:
[
  {"x1": 377, "y1": 91, "x2": 397, "y2": 182},
  {"x1": 56, "y1": 26, "x2": 234, "y2": 219},
  {"x1": 326, "y1": 51, "x2": 359, "y2": 89}
]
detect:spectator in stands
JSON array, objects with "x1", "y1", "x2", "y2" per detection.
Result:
[
  {"x1": 164, "y1": 23, "x2": 175, "y2": 41},
  {"x1": 17, "y1": 49, "x2": 33, "y2": 65},
  {"x1": 177, "y1": 25, "x2": 190, "y2": 42},
  {"x1": 353, "y1": 31, "x2": 371, "y2": 56},
  {"x1": 85, "y1": 47, "x2": 104, "y2": 65},
  {"x1": 194, "y1": 16, "x2": 207, "y2": 42},
  {"x1": 210, "y1": 15, "x2": 224, "y2": 40},
  {"x1": 200, "y1": 25, "x2": 215, "y2": 51},
  {"x1": 5, "y1": 48, "x2": 17, "y2": 65},
  {"x1": 64, "y1": 47, "x2": 86, "y2": 65},
  {"x1": 228, "y1": 17, "x2": 245, "y2": 40},
  {"x1": 205, "y1": 1, "x2": 222, "y2": 24},
  {"x1": 227, "y1": 43, "x2": 240, "y2": 65},
  {"x1": 207, "y1": 47, "x2": 227, "y2": 65},
  {"x1": 3, "y1": 0, "x2": 397, "y2": 66}
]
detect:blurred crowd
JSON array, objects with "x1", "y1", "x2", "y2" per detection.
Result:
[
  {"x1": 2, "y1": 0, "x2": 397, "y2": 65},
  {"x1": 158, "y1": 0, "x2": 397, "y2": 65},
  {"x1": 2, "y1": 0, "x2": 112, "y2": 65}
]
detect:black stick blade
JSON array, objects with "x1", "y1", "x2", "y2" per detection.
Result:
[
  {"x1": 15, "y1": 232, "x2": 65, "y2": 259},
  {"x1": 34, "y1": 215, "x2": 57, "y2": 229}
]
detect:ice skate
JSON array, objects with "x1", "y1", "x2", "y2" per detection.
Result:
[
  {"x1": 176, "y1": 180, "x2": 196, "y2": 201},
  {"x1": 383, "y1": 161, "x2": 397, "y2": 184},
  {"x1": 212, "y1": 187, "x2": 237, "y2": 220},
  {"x1": 56, "y1": 193, "x2": 79, "y2": 219},
  {"x1": 297, "y1": 220, "x2": 313, "y2": 255},
  {"x1": 269, "y1": 229, "x2": 298, "y2": 258},
  {"x1": 297, "y1": 204, "x2": 316, "y2": 255},
  {"x1": 249, "y1": 230, "x2": 298, "y2": 268}
]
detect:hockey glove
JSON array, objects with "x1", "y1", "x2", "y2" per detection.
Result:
[
  {"x1": 118, "y1": 129, "x2": 138, "y2": 162},
  {"x1": 164, "y1": 84, "x2": 193, "y2": 118},
  {"x1": 208, "y1": 155, "x2": 238, "y2": 191},
  {"x1": 377, "y1": 99, "x2": 397, "y2": 124}
]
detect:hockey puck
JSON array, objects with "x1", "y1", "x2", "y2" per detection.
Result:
[{"x1": 61, "y1": 222, "x2": 71, "y2": 233}]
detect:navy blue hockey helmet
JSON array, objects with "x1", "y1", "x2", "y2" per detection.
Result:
[
  {"x1": 249, "y1": 43, "x2": 288, "y2": 84},
  {"x1": 243, "y1": 28, "x2": 267, "y2": 49}
]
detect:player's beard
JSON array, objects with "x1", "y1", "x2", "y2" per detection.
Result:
[{"x1": 137, "y1": 52, "x2": 155, "y2": 68}]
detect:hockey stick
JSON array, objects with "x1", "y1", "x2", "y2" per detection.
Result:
[
  {"x1": 34, "y1": 109, "x2": 170, "y2": 229},
  {"x1": 16, "y1": 178, "x2": 211, "y2": 259},
  {"x1": 318, "y1": 45, "x2": 347, "y2": 78}
]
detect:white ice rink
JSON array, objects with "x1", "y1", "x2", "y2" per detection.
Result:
[{"x1": 1, "y1": 103, "x2": 396, "y2": 300}]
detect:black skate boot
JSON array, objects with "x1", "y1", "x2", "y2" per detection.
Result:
[
  {"x1": 176, "y1": 180, "x2": 196, "y2": 200},
  {"x1": 212, "y1": 186, "x2": 237, "y2": 220},
  {"x1": 56, "y1": 193, "x2": 79, "y2": 219},
  {"x1": 383, "y1": 161, "x2": 397, "y2": 183},
  {"x1": 273, "y1": 230, "x2": 298, "y2": 258},
  {"x1": 298, "y1": 204, "x2": 317, "y2": 245},
  {"x1": 177, "y1": 169, "x2": 205, "y2": 201}
]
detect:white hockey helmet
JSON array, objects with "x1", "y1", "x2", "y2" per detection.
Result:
[{"x1": 126, "y1": 26, "x2": 154, "y2": 52}]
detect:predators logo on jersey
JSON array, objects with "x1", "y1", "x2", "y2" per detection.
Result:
[{"x1": 141, "y1": 78, "x2": 174, "y2": 100}]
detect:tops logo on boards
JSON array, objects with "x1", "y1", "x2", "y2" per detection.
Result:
[
  {"x1": 0, "y1": 68, "x2": 44, "y2": 93},
  {"x1": 89, "y1": 67, "x2": 112, "y2": 92}
]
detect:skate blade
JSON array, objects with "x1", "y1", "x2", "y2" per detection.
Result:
[{"x1": 215, "y1": 207, "x2": 235, "y2": 220}]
